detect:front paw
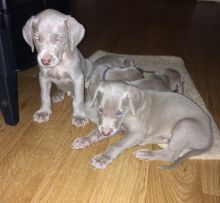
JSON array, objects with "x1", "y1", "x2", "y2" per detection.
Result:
[
  {"x1": 33, "y1": 110, "x2": 51, "y2": 123},
  {"x1": 91, "y1": 153, "x2": 113, "y2": 169},
  {"x1": 72, "y1": 137, "x2": 91, "y2": 149},
  {"x1": 72, "y1": 116, "x2": 89, "y2": 127}
]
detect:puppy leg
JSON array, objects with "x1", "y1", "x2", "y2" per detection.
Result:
[
  {"x1": 52, "y1": 89, "x2": 65, "y2": 103},
  {"x1": 134, "y1": 136, "x2": 184, "y2": 162},
  {"x1": 134, "y1": 148, "x2": 180, "y2": 162},
  {"x1": 33, "y1": 74, "x2": 52, "y2": 123},
  {"x1": 72, "y1": 75, "x2": 89, "y2": 127},
  {"x1": 72, "y1": 128, "x2": 114, "y2": 149},
  {"x1": 135, "y1": 119, "x2": 210, "y2": 166},
  {"x1": 91, "y1": 133, "x2": 142, "y2": 169},
  {"x1": 138, "y1": 136, "x2": 169, "y2": 146}
]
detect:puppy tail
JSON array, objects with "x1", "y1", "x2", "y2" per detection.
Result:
[{"x1": 159, "y1": 146, "x2": 212, "y2": 170}]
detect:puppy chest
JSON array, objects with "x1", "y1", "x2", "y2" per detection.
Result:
[
  {"x1": 44, "y1": 69, "x2": 74, "y2": 91},
  {"x1": 52, "y1": 79, "x2": 74, "y2": 92},
  {"x1": 45, "y1": 68, "x2": 72, "y2": 80}
]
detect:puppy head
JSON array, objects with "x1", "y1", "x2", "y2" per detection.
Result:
[
  {"x1": 156, "y1": 68, "x2": 184, "y2": 94},
  {"x1": 22, "y1": 9, "x2": 85, "y2": 68},
  {"x1": 91, "y1": 81, "x2": 143, "y2": 136}
]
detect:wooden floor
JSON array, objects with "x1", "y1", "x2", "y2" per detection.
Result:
[{"x1": 1, "y1": 0, "x2": 220, "y2": 202}]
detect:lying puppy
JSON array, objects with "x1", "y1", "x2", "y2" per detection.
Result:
[
  {"x1": 73, "y1": 81, "x2": 213, "y2": 169},
  {"x1": 137, "y1": 68, "x2": 184, "y2": 94},
  {"x1": 22, "y1": 9, "x2": 90, "y2": 127}
]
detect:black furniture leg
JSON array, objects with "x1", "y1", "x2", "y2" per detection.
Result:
[
  {"x1": 0, "y1": 10, "x2": 19, "y2": 125},
  {"x1": 0, "y1": 0, "x2": 69, "y2": 125},
  {"x1": 0, "y1": 73, "x2": 19, "y2": 125}
]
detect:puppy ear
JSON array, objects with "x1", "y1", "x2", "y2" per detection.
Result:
[
  {"x1": 126, "y1": 85, "x2": 143, "y2": 115},
  {"x1": 89, "y1": 82, "x2": 104, "y2": 107},
  {"x1": 22, "y1": 16, "x2": 37, "y2": 52},
  {"x1": 65, "y1": 16, "x2": 85, "y2": 51}
]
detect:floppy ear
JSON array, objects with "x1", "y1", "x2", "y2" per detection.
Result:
[
  {"x1": 89, "y1": 82, "x2": 104, "y2": 107},
  {"x1": 22, "y1": 16, "x2": 37, "y2": 52},
  {"x1": 65, "y1": 16, "x2": 85, "y2": 51},
  {"x1": 126, "y1": 86, "x2": 143, "y2": 115}
]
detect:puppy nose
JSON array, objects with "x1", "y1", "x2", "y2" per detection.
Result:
[
  {"x1": 101, "y1": 127, "x2": 113, "y2": 136},
  {"x1": 41, "y1": 57, "x2": 51, "y2": 66}
]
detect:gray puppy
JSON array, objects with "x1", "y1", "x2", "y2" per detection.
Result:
[
  {"x1": 136, "y1": 68, "x2": 184, "y2": 94},
  {"x1": 22, "y1": 9, "x2": 90, "y2": 127},
  {"x1": 73, "y1": 81, "x2": 213, "y2": 169}
]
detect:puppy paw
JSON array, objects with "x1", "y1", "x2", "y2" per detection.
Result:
[
  {"x1": 33, "y1": 110, "x2": 51, "y2": 123},
  {"x1": 91, "y1": 154, "x2": 113, "y2": 169},
  {"x1": 52, "y1": 94, "x2": 64, "y2": 103},
  {"x1": 72, "y1": 116, "x2": 89, "y2": 127},
  {"x1": 72, "y1": 137, "x2": 91, "y2": 149},
  {"x1": 134, "y1": 149, "x2": 152, "y2": 160}
]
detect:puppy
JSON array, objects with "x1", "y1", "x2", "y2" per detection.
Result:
[
  {"x1": 73, "y1": 81, "x2": 213, "y2": 169},
  {"x1": 22, "y1": 9, "x2": 90, "y2": 127},
  {"x1": 136, "y1": 68, "x2": 184, "y2": 94}
]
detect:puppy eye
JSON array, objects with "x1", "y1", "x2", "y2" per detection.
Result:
[
  {"x1": 116, "y1": 110, "x2": 123, "y2": 116},
  {"x1": 97, "y1": 107, "x2": 103, "y2": 114}
]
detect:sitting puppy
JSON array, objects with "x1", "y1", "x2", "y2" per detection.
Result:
[
  {"x1": 22, "y1": 9, "x2": 90, "y2": 127},
  {"x1": 73, "y1": 81, "x2": 213, "y2": 169}
]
